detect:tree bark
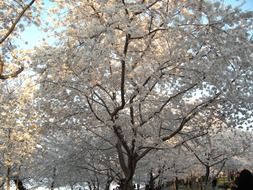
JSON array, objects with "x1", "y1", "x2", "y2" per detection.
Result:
[
  {"x1": 149, "y1": 172, "x2": 155, "y2": 190},
  {"x1": 50, "y1": 167, "x2": 56, "y2": 190},
  {"x1": 175, "y1": 177, "x2": 179, "y2": 190},
  {"x1": 116, "y1": 139, "x2": 137, "y2": 190},
  {"x1": 6, "y1": 167, "x2": 11, "y2": 190},
  {"x1": 105, "y1": 175, "x2": 113, "y2": 190},
  {"x1": 88, "y1": 182, "x2": 92, "y2": 190},
  {"x1": 204, "y1": 165, "x2": 210, "y2": 189},
  {"x1": 13, "y1": 178, "x2": 26, "y2": 190}
]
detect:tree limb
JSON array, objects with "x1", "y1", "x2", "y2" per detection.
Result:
[
  {"x1": 0, "y1": 65, "x2": 24, "y2": 80},
  {"x1": 0, "y1": 0, "x2": 36, "y2": 44},
  {"x1": 161, "y1": 92, "x2": 220, "y2": 141}
]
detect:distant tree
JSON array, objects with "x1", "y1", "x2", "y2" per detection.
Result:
[
  {"x1": 0, "y1": 77, "x2": 41, "y2": 190},
  {"x1": 184, "y1": 126, "x2": 252, "y2": 189}
]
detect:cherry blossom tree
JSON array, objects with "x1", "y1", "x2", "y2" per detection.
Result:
[
  {"x1": 0, "y1": 76, "x2": 41, "y2": 190},
  {"x1": 183, "y1": 125, "x2": 252, "y2": 189},
  {"x1": 31, "y1": 1, "x2": 253, "y2": 190}
]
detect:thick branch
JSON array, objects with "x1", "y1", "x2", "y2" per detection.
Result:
[
  {"x1": 136, "y1": 85, "x2": 217, "y2": 160},
  {"x1": 94, "y1": 91, "x2": 112, "y2": 115},
  {"x1": 210, "y1": 157, "x2": 228, "y2": 167},
  {"x1": 116, "y1": 141, "x2": 128, "y2": 176},
  {"x1": 113, "y1": 125, "x2": 131, "y2": 155},
  {"x1": 214, "y1": 161, "x2": 226, "y2": 178},
  {"x1": 111, "y1": 34, "x2": 130, "y2": 116},
  {"x1": 140, "y1": 83, "x2": 198, "y2": 127},
  {"x1": 161, "y1": 92, "x2": 220, "y2": 141},
  {"x1": 0, "y1": 66, "x2": 24, "y2": 80},
  {"x1": 130, "y1": 28, "x2": 170, "y2": 40},
  {"x1": 193, "y1": 151, "x2": 208, "y2": 167},
  {"x1": 86, "y1": 95, "x2": 104, "y2": 123},
  {"x1": 174, "y1": 132, "x2": 208, "y2": 148}
]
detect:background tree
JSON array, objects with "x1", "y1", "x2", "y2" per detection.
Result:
[{"x1": 0, "y1": 76, "x2": 41, "y2": 190}]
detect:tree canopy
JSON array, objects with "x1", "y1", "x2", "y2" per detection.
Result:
[{"x1": 0, "y1": 1, "x2": 253, "y2": 190}]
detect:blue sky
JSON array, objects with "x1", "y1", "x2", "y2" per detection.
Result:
[
  {"x1": 15, "y1": 0, "x2": 253, "y2": 49},
  {"x1": 228, "y1": 0, "x2": 253, "y2": 10},
  {"x1": 15, "y1": 0, "x2": 55, "y2": 49}
]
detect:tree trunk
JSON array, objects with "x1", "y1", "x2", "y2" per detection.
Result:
[
  {"x1": 96, "y1": 175, "x2": 100, "y2": 190},
  {"x1": 70, "y1": 184, "x2": 74, "y2": 190},
  {"x1": 146, "y1": 171, "x2": 161, "y2": 190},
  {"x1": 50, "y1": 167, "x2": 56, "y2": 190},
  {"x1": 105, "y1": 183, "x2": 110, "y2": 190},
  {"x1": 204, "y1": 165, "x2": 210, "y2": 189},
  {"x1": 116, "y1": 141, "x2": 137, "y2": 190},
  {"x1": 175, "y1": 177, "x2": 179, "y2": 190},
  {"x1": 120, "y1": 177, "x2": 134, "y2": 190},
  {"x1": 6, "y1": 129, "x2": 12, "y2": 190},
  {"x1": 13, "y1": 178, "x2": 26, "y2": 190},
  {"x1": 105, "y1": 175, "x2": 113, "y2": 190},
  {"x1": 149, "y1": 172, "x2": 154, "y2": 190},
  {"x1": 6, "y1": 167, "x2": 11, "y2": 190}
]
